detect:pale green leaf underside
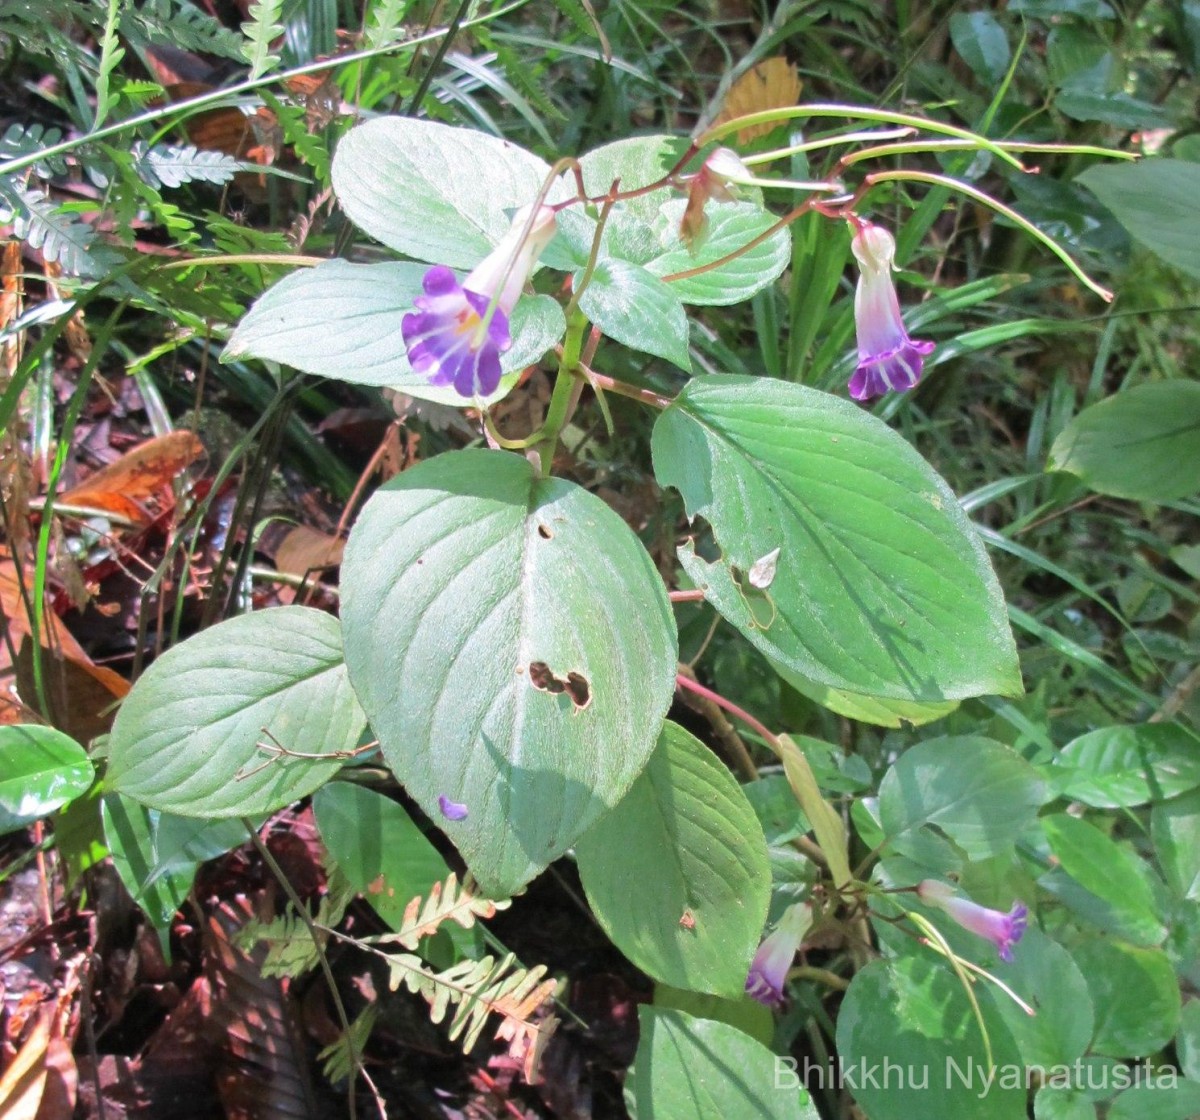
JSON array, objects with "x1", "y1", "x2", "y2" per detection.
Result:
[
  {"x1": 107, "y1": 606, "x2": 366, "y2": 816},
  {"x1": 223, "y1": 260, "x2": 565, "y2": 405},
  {"x1": 652, "y1": 376, "x2": 1021, "y2": 702},
  {"x1": 339, "y1": 448, "x2": 678, "y2": 898}
]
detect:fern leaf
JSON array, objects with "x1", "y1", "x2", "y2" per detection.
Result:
[
  {"x1": 551, "y1": 0, "x2": 603, "y2": 40},
  {"x1": 129, "y1": 142, "x2": 242, "y2": 189},
  {"x1": 363, "y1": 0, "x2": 411, "y2": 51},
  {"x1": 236, "y1": 870, "x2": 354, "y2": 978},
  {"x1": 0, "y1": 123, "x2": 67, "y2": 178},
  {"x1": 0, "y1": 181, "x2": 97, "y2": 276},
  {"x1": 94, "y1": 0, "x2": 125, "y2": 130},
  {"x1": 318, "y1": 1004, "x2": 378, "y2": 1085},
  {"x1": 121, "y1": 0, "x2": 244, "y2": 60},
  {"x1": 373, "y1": 872, "x2": 509, "y2": 951},
  {"x1": 241, "y1": 0, "x2": 284, "y2": 80}
]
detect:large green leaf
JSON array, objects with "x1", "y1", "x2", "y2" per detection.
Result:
[
  {"x1": 575, "y1": 721, "x2": 770, "y2": 997},
  {"x1": 339, "y1": 448, "x2": 677, "y2": 898},
  {"x1": 331, "y1": 117, "x2": 561, "y2": 268},
  {"x1": 1054, "y1": 722, "x2": 1200, "y2": 808},
  {"x1": 1073, "y1": 939, "x2": 1180, "y2": 1057},
  {"x1": 1077, "y1": 160, "x2": 1200, "y2": 279},
  {"x1": 0, "y1": 725, "x2": 93, "y2": 834},
  {"x1": 1152, "y1": 789, "x2": 1200, "y2": 901},
  {"x1": 1041, "y1": 814, "x2": 1167, "y2": 945},
  {"x1": 652, "y1": 376, "x2": 1022, "y2": 701},
  {"x1": 1049, "y1": 381, "x2": 1200, "y2": 501},
  {"x1": 627, "y1": 1007, "x2": 819, "y2": 1120},
  {"x1": 223, "y1": 260, "x2": 565, "y2": 404},
  {"x1": 878, "y1": 736, "x2": 1046, "y2": 860},
  {"x1": 1109, "y1": 1080, "x2": 1200, "y2": 1120},
  {"x1": 107, "y1": 607, "x2": 367, "y2": 817},
  {"x1": 577, "y1": 258, "x2": 691, "y2": 371},
  {"x1": 836, "y1": 956, "x2": 1026, "y2": 1120}
]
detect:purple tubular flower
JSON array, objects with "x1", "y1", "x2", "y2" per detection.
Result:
[
  {"x1": 438, "y1": 794, "x2": 469, "y2": 821},
  {"x1": 917, "y1": 880, "x2": 1028, "y2": 963},
  {"x1": 401, "y1": 204, "x2": 557, "y2": 399},
  {"x1": 745, "y1": 902, "x2": 812, "y2": 1007},
  {"x1": 849, "y1": 221, "x2": 935, "y2": 401}
]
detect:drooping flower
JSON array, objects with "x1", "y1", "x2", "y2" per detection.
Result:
[
  {"x1": 745, "y1": 902, "x2": 812, "y2": 1007},
  {"x1": 401, "y1": 203, "x2": 556, "y2": 397},
  {"x1": 681, "y1": 147, "x2": 751, "y2": 244},
  {"x1": 848, "y1": 220, "x2": 934, "y2": 401},
  {"x1": 917, "y1": 880, "x2": 1028, "y2": 963}
]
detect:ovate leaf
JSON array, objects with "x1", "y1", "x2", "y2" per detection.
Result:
[
  {"x1": 577, "y1": 258, "x2": 691, "y2": 370},
  {"x1": 339, "y1": 449, "x2": 677, "y2": 898},
  {"x1": 107, "y1": 607, "x2": 367, "y2": 816},
  {"x1": 575, "y1": 722, "x2": 770, "y2": 998},
  {"x1": 1054, "y1": 722, "x2": 1200, "y2": 808},
  {"x1": 0, "y1": 725, "x2": 93, "y2": 834},
  {"x1": 652, "y1": 376, "x2": 1021, "y2": 701}
]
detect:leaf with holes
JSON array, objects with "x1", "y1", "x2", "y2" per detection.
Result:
[
  {"x1": 107, "y1": 606, "x2": 366, "y2": 817},
  {"x1": 339, "y1": 448, "x2": 678, "y2": 898},
  {"x1": 575, "y1": 722, "x2": 770, "y2": 997},
  {"x1": 652, "y1": 376, "x2": 1021, "y2": 701}
]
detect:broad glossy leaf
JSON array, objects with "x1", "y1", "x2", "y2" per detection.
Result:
[
  {"x1": 1035, "y1": 1086, "x2": 1098, "y2": 1120},
  {"x1": 1153, "y1": 789, "x2": 1200, "y2": 901},
  {"x1": 652, "y1": 984, "x2": 774, "y2": 1047},
  {"x1": 331, "y1": 117, "x2": 562, "y2": 268},
  {"x1": 836, "y1": 956, "x2": 1026, "y2": 1120},
  {"x1": 1041, "y1": 814, "x2": 1167, "y2": 945},
  {"x1": 0, "y1": 725, "x2": 93, "y2": 834},
  {"x1": 577, "y1": 258, "x2": 690, "y2": 370},
  {"x1": 1109, "y1": 1079, "x2": 1200, "y2": 1120},
  {"x1": 628, "y1": 1007, "x2": 819, "y2": 1120},
  {"x1": 575, "y1": 721, "x2": 770, "y2": 997},
  {"x1": 950, "y1": 11, "x2": 1011, "y2": 84},
  {"x1": 772, "y1": 657, "x2": 958, "y2": 728},
  {"x1": 1073, "y1": 939, "x2": 1180, "y2": 1057},
  {"x1": 652, "y1": 377, "x2": 1021, "y2": 701},
  {"x1": 1077, "y1": 160, "x2": 1200, "y2": 279},
  {"x1": 223, "y1": 260, "x2": 564, "y2": 405},
  {"x1": 108, "y1": 607, "x2": 366, "y2": 817},
  {"x1": 1055, "y1": 723, "x2": 1200, "y2": 808},
  {"x1": 1049, "y1": 381, "x2": 1200, "y2": 501},
  {"x1": 313, "y1": 783, "x2": 449, "y2": 930},
  {"x1": 339, "y1": 449, "x2": 677, "y2": 898},
  {"x1": 879, "y1": 736, "x2": 1045, "y2": 860}
]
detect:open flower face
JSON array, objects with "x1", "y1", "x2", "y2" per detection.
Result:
[
  {"x1": 401, "y1": 204, "x2": 556, "y2": 398},
  {"x1": 917, "y1": 880, "x2": 1028, "y2": 963},
  {"x1": 849, "y1": 221, "x2": 935, "y2": 401},
  {"x1": 745, "y1": 902, "x2": 812, "y2": 1007}
]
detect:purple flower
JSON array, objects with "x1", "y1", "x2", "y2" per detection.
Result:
[
  {"x1": 746, "y1": 902, "x2": 812, "y2": 1007},
  {"x1": 401, "y1": 204, "x2": 556, "y2": 398},
  {"x1": 438, "y1": 794, "x2": 468, "y2": 821},
  {"x1": 848, "y1": 221, "x2": 935, "y2": 401},
  {"x1": 917, "y1": 880, "x2": 1028, "y2": 963}
]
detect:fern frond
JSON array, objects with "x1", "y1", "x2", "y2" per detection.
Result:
[
  {"x1": 129, "y1": 142, "x2": 242, "y2": 189},
  {"x1": 0, "y1": 124, "x2": 67, "y2": 179},
  {"x1": 236, "y1": 871, "x2": 354, "y2": 978},
  {"x1": 94, "y1": 0, "x2": 125, "y2": 130},
  {"x1": 318, "y1": 1004, "x2": 378, "y2": 1085},
  {"x1": 385, "y1": 950, "x2": 558, "y2": 1081},
  {"x1": 121, "y1": 0, "x2": 244, "y2": 60},
  {"x1": 363, "y1": 0, "x2": 411, "y2": 51},
  {"x1": 373, "y1": 872, "x2": 509, "y2": 951},
  {"x1": 551, "y1": 0, "x2": 603, "y2": 40},
  {"x1": 0, "y1": 181, "x2": 97, "y2": 275},
  {"x1": 241, "y1": 0, "x2": 284, "y2": 80}
]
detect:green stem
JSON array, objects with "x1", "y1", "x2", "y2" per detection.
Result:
[{"x1": 536, "y1": 312, "x2": 587, "y2": 474}]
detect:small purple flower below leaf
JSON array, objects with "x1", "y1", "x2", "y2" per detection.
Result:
[
  {"x1": 849, "y1": 221, "x2": 935, "y2": 401},
  {"x1": 917, "y1": 880, "x2": 1028, "y2": 963},
  {"x1": 746, "y1": 902, "x2": 812, "y2": 1007},
  {"x1": 438, "y1": 794, "x2": 469, "y2": 821}
]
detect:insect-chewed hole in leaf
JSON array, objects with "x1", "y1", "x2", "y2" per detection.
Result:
[
  {"x1": 537, "y1": 523, "x2": 553, "y2": 540},
  {"x1": 730, "y1": 562, "x2": 778, "y2": 631},
  {"x1": 527, "y1": 661, "x2": 591, "y2": 711}
]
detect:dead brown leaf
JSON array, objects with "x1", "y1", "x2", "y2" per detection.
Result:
[
  {"x1": 715, "y1": 57, "x2": 802, "y2": 143},
  {"x1": 274, "y1": 526, "x2": 344, "y2": 577}
]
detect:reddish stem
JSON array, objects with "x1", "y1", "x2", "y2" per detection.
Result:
[{"x1": 675, "y1": 672, "x2": 779, "y2": 748}]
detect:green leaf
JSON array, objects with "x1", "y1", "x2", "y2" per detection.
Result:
[
  {"x1": 1152, "y1": 789, "x2": 1200, "y2": 901},
  {"x1": 1041, "y1": 814, "x2": 1167, "y2": 945},
  {"x1": 1048, "y1": 380, "x2": 1200, "y2": 501},
  {"x1": 652, "y1": 376, "x2": 1021, "y2": 702},
  {"x1": 575, "y1": 721, "x2": 770, "y2": 998},
  {"x1": 107, "y1": 606, "x2": 367, "y2": 817},
  {"x1": 628, "y1": 1007, "x2": 819, "y2": 1120},
  {"x1": 1054, "y1": 723, "x2": 1200, "y2": 808},
  {"x1": 1178, "y1": 999, "x2": 1200, "y2": 1081},
  {"x1": 331, "y1": 117, "x2": 560, "y2": 269},
  {"x1": 1077, "y1": 160, "x2": 1200, "y2": 279},
  {"x1": 1109, "y1": 1079, "x2": 1200, "y2": 1120},
  {"x1": 339, "y1": 449, "x2": 677, "y2": 898},
  {"x1": 772, "y1": 658, "x2": 958, "y2": 728},
  {"x1": 878, "y1": 737, "x2": 1045, "y2": 861},
  {"x1": 312, "y1": 783, "x2": 450, "y2": 930},
  {"x1": 836, "y1": 956, "x2": 1026, "y2": 1120},
  {"x1": 950, "y1": 11, "x2": 1012, "y2": 84},
  {"x1": 241, "y1": 0, "x2": 283, "y2": 79},
  {"x1": 644, "y1": 201, "x2": 791, "y2": 307},
  {"x1": 223, "y1": 260, "x2": 564, "y2": 405},
  {"x1": 652, "y1": 985, "x2": 775, "y2": 1048},
  {"x1": 1073, "y1": 940, "x2": 1181, "y2": 1057},
  {"x1": 1011, "y1": 0, "x2": 1114, "y2": 15},
  {"x1": 0, "y1": 725, "x2": 93, "y2": 834},
  {"x1": 577, "y1": 258, "x2": 691, "y2": 371},
  {"x1": 1035, "y1": 1086, "x2": 1098, "y2": 1120}
]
